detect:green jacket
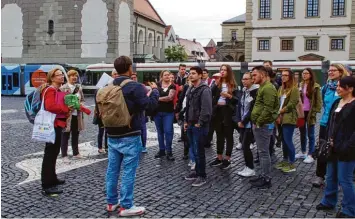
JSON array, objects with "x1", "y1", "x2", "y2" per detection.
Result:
[
  {"x1": 251, "y1": 81, "x2": 279, "y2": 127},
  {"x1": 299, "y1": 82, "x2": 322, "y2": 125},
  {"x1": 279, "y1": 86, "x2": 299, "y2": 125}
]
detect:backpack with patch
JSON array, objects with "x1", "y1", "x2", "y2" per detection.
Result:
[
  {"x1": 96, "y1": 79, "x2": 133, "y2": 128},
  {"x1": 24, "y1": 87, "x2": 43, "y2": 124}
]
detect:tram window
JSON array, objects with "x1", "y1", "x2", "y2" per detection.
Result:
[{"x1": 12, "y1": 72, "x2": 19, "y2": 87}]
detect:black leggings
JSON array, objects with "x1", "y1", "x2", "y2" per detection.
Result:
[
  {"x1": 215, "y1": 123, "x2": 234, "y2": 157},
  {"x1": 316, "y1": 125, "x2": 327, "y2": 178},
  {"x1": 41, "y1": 127, "x2": 62, "y2": 189},
  {"x1": 240, "y1": 128, "x2": 254, "y2": 169}
]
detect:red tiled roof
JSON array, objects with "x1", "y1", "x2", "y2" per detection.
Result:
[
  {"x1": 178, "y1": 38, "x2": 210, "y2": 61},
  {"x1": 165, "y1": 25, "x2": 172, "y2": 36},
  {"x1": 204, "y1": 47, "x2": 216, "y2": 56},
  {"x1": 134, "y1": 0, "x2": 166, "y2": 26}
]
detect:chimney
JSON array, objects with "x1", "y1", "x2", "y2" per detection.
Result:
[{"x1": 193, "y1": 38, "x2": 196, "y2": 43}]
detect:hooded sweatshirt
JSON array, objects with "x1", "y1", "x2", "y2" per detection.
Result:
[{"x1": 236, "y1": 84, "x2": 259, "y2": 128}]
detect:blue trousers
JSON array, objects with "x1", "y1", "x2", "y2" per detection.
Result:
[
  {"x1": 154, "y1": 112, "x2": 174, "y2": 153},
  {"x1": 321, "y1": 160, "x2": 355, "y2": 217},
  {"x1": 282, "y1": 124, "x2": 296, "y2": 163},
  {"x1": 106, "y1": 136, "x2": 142, "y2": 209},
  {"x1": 187, "y1": 125, "x2": 208, "y2": 178}
]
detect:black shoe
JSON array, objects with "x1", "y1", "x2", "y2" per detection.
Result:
[
  {"x1": 254, "y1": 158, "x2": 260, "y2": 164},
  {"x1": 192, "y1": 177, "x2": 207, "y2": 187},
  {"x1": 336, "y1": 211, "x2": 352, "y2": 218},
  {"x1": 220, "y1": 160, "x2": 231, "y2": 170},
  {"x1": 316, "y1": 203, "x2": 334, "y2": 211},
  {"x1": 210, "y1": 158, "x2": 223, "y2": 167},
  {"x1": 154, "y1": 151, "x2": 166, "y2": 159},
  {"x1": 54, "y1": 179, "x2": 65, "y2": 185},
  {"x1": 250, "y1": 176, "x2": 271, "y2": 188},
  {"x1": 185, "y1": 173, "x2": 198, "y2": 181},
  {"x1": 42, "y1": 187, "x2": 63, "y2": 195},
  {"x1": 249, "y1": 175, "x2": 262, "y2": 183},
  {"x1": 182, "y1": 155, "x2": 189, "y2": 160},
  {"x1": 166, "y1": 153, "x2": 175, "y2": 161}
]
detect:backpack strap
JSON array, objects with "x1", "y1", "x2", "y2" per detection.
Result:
[{"x1": 118, "y1": 79, "x2": 134, "y2": 88}]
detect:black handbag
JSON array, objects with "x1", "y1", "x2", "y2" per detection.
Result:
[{"x1": 317, "y1": 139, "x2": 332, "y2": 163}]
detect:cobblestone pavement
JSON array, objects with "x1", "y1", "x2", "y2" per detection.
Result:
[{"x1": 1, "y1": 96, "x2": 340, "y2": 218}]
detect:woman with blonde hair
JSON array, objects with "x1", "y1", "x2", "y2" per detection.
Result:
[
  {"x1": 312, "y1": 63, "x2": 350, "y2": 187},
  {"x1": 60, "y1": 70, "x2": 85, "y2": 160},
  {"x1": 40, "y1": 68, "x2": 71, "y2": 195},
  {"x1": 154, "y1": 70, "x2": 177, "y2": 161}
]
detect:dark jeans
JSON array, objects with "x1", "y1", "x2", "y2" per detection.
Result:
[
  {"x1": 187, "y1": 125, "x2": 208, "y2": 178},
  {"x1": 61, "y1": 115, "x2": 79, "y2": 157},
  {"x1": 182, "y1": 129, "x2": 189, "y2": 156},
  {"x1": 299, "y1": 111, "x2": 316, "y2": 155},
  {"x1": 316, "y1": 125, "x2": 328, "y2": 178},
  {"x1": 207, "y1": 120, "x2": 215, "y2": 146},
  {"x1": 240, "y1": 128, "x2": 254, "y2": 169},
  {"x1": 98, "y1": 126, "x2": 108, "y2": 150},
  {"x1": 321, "y1": 160, "x2": 355, "y2": 217},
  {"x1": 41, "y1": 127, "x2": 62, "y2": 189},
  {"x1": 141, "y1": 122, "x2": 147, "y2": 148}
]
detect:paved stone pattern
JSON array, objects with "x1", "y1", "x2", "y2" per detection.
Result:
[{"x1": 1, "y1": 96, "x2": 340, "y2": 218}]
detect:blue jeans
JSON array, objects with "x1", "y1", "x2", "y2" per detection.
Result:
[
  {"x1": 321, "y1": 160, "x2": 355, "y2": 217},
  {"x1": 187, "y1": 125, "x2": 208, "y2": 178},
  {"x1": 282, "y1": 124, "x2": 296, "y2": 163},
  {"x1": 154, "y1": 112, "x2": 174, "y2": 153},
  {"x1": 189, "y1": 146, "x2": 195, "y2": 163},
  {"x1": 106, "y1": 136, "x2": 142, "y2": 209},
  {"x1": 299, "y1": 112, "x2": 315, "y2": 155}
]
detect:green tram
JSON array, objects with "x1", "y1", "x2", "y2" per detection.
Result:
[{"x1": 83, "y1": 61, "x2": 355, "y2": 94}]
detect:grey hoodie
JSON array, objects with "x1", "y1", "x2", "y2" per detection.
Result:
[
  {"x1": 238, "y1": 84, "x2": 259, "y2": 128},
  {"x1": 185, "y1": 82, "x2": 212, "y2": 127}
]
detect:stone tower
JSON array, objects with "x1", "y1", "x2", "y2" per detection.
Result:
[{"x1": 1, "y1": 0, "x2": 134, "y2": 64}]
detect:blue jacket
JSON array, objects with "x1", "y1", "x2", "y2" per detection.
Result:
[
  {"x1": 320, "y1": 80, "x2": 340, "y2": 127},
  {"x1": 106, "y1": 76, "x2": 159, "y2": 138}
]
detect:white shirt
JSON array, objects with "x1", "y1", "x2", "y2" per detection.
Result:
[
  {"x1": 217, "y1": 83, "x2": 228, "y2": 104},
  {"x1": 68, "y1": 84, "x2": 81, "y2": 116}
]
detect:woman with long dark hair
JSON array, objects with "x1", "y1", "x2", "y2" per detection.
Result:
[
  {"x1": 209, "y1": 64, "x2": 238, "y2": 169},
  {"x1": 316, "y1": 76, "x2": 355, "y2": 218},
  {"x1": 154, "y1": 70, "x2": 177, "y2": 161},
  {"x1": 295, "y1": 68, "x2": 322, "y2": 164},
  {"x1": 275, "y1": 69, "x2": 300, "y2": 173}
]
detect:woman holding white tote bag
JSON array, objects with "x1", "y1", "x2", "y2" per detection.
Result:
[{"x1": 39, "y1": 68, "x2": 71, "y2": 196}]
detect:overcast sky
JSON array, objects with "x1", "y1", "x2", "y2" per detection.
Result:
[{"x1": 149, "y1": 0, "x2": 246, "y2": 46}]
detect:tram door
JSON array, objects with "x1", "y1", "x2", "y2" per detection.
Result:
[{"x1": 1, "y1": 65, "x2": 21, "y2": 95}]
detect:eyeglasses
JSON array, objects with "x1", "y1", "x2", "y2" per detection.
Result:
[
  {"x1": 302, "y1": 72, "x2": 310, "y2": 75},
  {"x1": 281, "y1": 74, "x2": 289, "y2": 77}
]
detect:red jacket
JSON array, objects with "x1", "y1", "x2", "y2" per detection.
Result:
[{"x1": 41, "y1": 87, "x2": 70, "y2": 128}]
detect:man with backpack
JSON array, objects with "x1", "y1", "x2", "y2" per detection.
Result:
[{"x1": 97, "y1": 56, "x2": 159, "y2": 216}]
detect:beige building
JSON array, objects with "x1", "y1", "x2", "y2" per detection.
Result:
[
  {"x1": 133, "y1": 0, "x2": 166, "y2": 62},
  {"x1": 216, "y1": 14, "x2": 245, "y2": 61},
  {"x1": 245, "y1": 0, "x2": 355, "y2": 62}
]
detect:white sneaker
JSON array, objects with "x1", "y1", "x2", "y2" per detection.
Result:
[
  {"x1": 188, "y1": 161, "x2": 195, "y2": 167},
  {"x1": 238, "y1": 167, "x2": 256, "y2": 177},
  {"x1": 191, "y1": 163, "x2": 196, "y2": 171},
  {"x1": 250, "y1": 143, "x2": 257, "y2": 150},
  {"x1": 119, "y1": 206, "x2": 145, "y2": 217},
  {"x1": 237, "y1": 166, "x2": 248, "y2": 176},
  {"x1": 236, "y1": 143, "x2": 242, "y2": 150},
  {"x1": 106, "y1": 203, "x2": 120, "y2": 212},
  {"x1": 295, "y1": 153, "x2": 307, "y2": 159},
  {"x1": 303, "y1": 155, "x2": 314, "y2": 164}
]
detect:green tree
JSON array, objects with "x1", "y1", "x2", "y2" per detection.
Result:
[{"x1": 164, "y1": 45, "x2": 188, "y2": 62}]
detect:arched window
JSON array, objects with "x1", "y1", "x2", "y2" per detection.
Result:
[{"x1": 47, "y1": 20, "x2": 54, "y2": 36}]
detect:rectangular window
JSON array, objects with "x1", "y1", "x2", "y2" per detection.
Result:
[
  {"x1": 258, "y1": 40, "x2": 270, "y2": 50},
  {"x1": 282, "y1": 0, "x2": 294, "y2": 18},
  {"x1": 333, "y1": 0, "x2": 345, "y2": 16},
  {"x1": 231, "y1": 31, "x2": 237, "y2": 40},
  {"x1": 281, "y1": 39, "x2": 294, "y2": 51},
  {"x1": 259, "y1": 0, "x2": 271, "y2": 19},
  {"x1": 305, "y1": 39, "x2": 319, "y2": 50},
  {"x1": 307, "y1": 0, "x2": 319, "y2": 17},
  {"x1": 331, "y1": 38, "x2": 344, "y2": 50},
  {"x1": 12, "y1": 72, "x2": 19, "y2": 87}
]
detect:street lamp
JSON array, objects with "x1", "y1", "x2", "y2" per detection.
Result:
[{"x1": 74, "y1": 3, "x2": 78, "y2": 58}]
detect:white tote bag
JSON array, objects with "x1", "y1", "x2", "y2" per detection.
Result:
[{"x1": 32, "y1": 87, "x2": 57, "y2": 144}]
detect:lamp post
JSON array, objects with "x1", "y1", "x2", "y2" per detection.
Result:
[{"x1": 74, "y1": 3, "x2": 78, "y2": 58}]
